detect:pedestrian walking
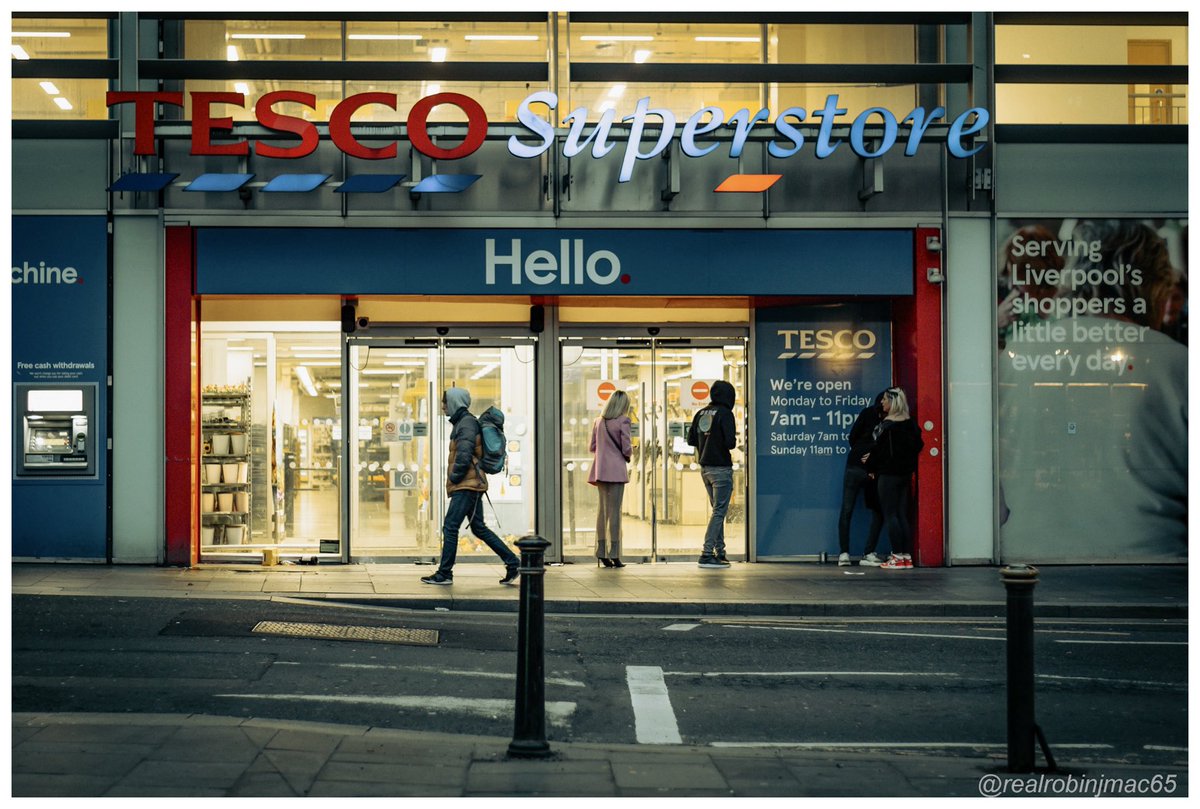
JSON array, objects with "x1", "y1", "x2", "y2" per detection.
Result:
[
  {"x1": 863, "y1": 387, "x2": 924, "y2": 570},
  {"x1": 589, "y1": 389, "x2": 633, "y2": 568},
  {"x1": 421, "y1": 387, "x2": 521, "y2": 586},
  {"x1": 838, "y1": 389, "x2": 887, "y2": 566},
  {"x1": 687, "y1": 380, "x2": 738, "y2": 568}
]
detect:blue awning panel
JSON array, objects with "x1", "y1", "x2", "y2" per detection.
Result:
[
  {"x1": 335, "y1": 174, "x2": 407, "y2": 193},
  {"x1": 108, "y1": 172, "x2": 179, "y2": 192},
  {"x1": 411, "y1": 174, "x2": 482, "y2": 193},
  {"x1": 185, "y1": 173, "x2": 255, "y2": 192},
  {"x1": 262, "y1": 173, "x2": 331, "y2": 193}
]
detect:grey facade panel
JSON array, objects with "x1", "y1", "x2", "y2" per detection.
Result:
[
  {"x1": 996, "y1": 143, "x2": 1187, "y2": 215},
  {"x1": 13, "y1": 140, "x2": 110, "y2": 211}
]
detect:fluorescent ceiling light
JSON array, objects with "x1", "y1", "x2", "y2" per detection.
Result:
[
  {"x1": 226, "y1": 45, "x2": 239, "y2": 61},
  {"x1": 53, "y1": 97, "x2": 73, "y2": 110},
  {"x1": 230, "y1": 33, "x2": 306, "y2": 40},
  {"x1": 425, "y1": 83, "x2": 441, "y2": 95},
  {"x1": 349, "y1": 34, "x2": 422, "y2": 40},
  {"x1": 12, "y1": 45, "x2": 30, "y2": 59},
  {"x1": 11, "y1": 31, "x2": 71, "y2": 38},
  {"x1": 607, "y1": 84, "x2": 626, "y2": 97},
  {"x1": 297, "y1": 361, "x2": 340, "y2": 366},
  {"x1": 362, "y1": 369, "x2": 411, "y2": 375},
  {"x1": 634, "y1": 49, "x2": 652, "y2": 63},
  {"x1": 39, "y1": 81, "x2": 60, "y2": 95},
  {"x1": 234, "y1": 82, "x2": 251, "y2": 95},
  {"x1": 695, "y1": 36, "x2": 760, "y2": 43},
  {"x1": 580, "y1": 35, "x2": 653, "y2": 42},
  {"x1": 464, "y1": 34, "x2": 538, "y2": 41},
  {"x1": 470, "y1": 363, "x2": 499, "y2": 380},
  {"x1": 430, "y1": 46, "x2": 448, "y2": 62},
  {"x1": 295, "y1": 366, "x2": 318, "y2": 397},
  {"x1": 598, "y1": 100, "x2": 616, "y2": 113}
]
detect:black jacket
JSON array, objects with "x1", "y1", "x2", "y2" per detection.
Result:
[
  {"x1": 865, "y1": 418, "x2": 924, "y2": 477},
  {"x1": 686, "y1": 380, "x2": 737, "y2": 467},
  {"x1": 846, "y1": 390, "x2": 887, "y2": 469}
]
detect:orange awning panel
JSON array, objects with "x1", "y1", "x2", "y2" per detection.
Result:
[{"x1": 714, "y1": 174, "x2": 782, "y2": 193}]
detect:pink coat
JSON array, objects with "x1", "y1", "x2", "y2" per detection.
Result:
[{"x1": 588, "y1": 416, "x2": 632, "y2": 484}]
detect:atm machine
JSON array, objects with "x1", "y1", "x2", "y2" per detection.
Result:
[{"x1": 14, "y1": 383, "x2": 97, "y2": 477}]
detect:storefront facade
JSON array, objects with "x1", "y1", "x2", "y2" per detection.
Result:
[{"x1": 11, "y1": 12, "x2": 1187, "y2": 567}]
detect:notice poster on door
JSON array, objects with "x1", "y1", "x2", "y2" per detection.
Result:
[
  {"x1": 996, "y1": 217, "x2": 1187, "y2": 562},
  {"x1": 754, "y1": 303, "x2": 892, "y2": 558}
]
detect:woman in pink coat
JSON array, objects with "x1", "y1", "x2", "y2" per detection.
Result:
[{"x1": 588, "y1": 390, "x2": 633, "y2": 568}]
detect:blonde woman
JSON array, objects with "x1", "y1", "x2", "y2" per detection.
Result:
[
  {"x1": 863, "y1": 387, "x2": 924, "y2": 570},
  {"x1": 588, "y1": 390, "x2": 633, "y2": 568}
]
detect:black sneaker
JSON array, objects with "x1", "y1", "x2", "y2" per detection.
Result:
[
  {"x1": 421, "y1": 572, "x2": 453, "y2": 586},
  {"x1": 500, "y1": 566, "x2": 520, "y2": 586},
  {"x1": 698, "y1": 555, "x2": 726, "y2": 569},
  {"x1": 717, "y1": 553, "x2": 732, "y2": 566}
]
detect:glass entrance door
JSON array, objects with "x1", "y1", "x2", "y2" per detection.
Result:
[
  {"x1": 347, "y1": 336, "x2": 536, "y2": 560},
  {"x1": 560, "y1": 335, "x2": 748, "y2": 562}
]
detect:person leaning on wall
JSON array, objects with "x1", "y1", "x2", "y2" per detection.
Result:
[
  {"x1": 863, "y1": 387, "x2": 923, "y2": 570},
  {"x1": 588, "y1": 389, "x2": 633, "y2": 568},
  {"x1": 837, "y1": 389, "x2": 888, "y2": 567}
]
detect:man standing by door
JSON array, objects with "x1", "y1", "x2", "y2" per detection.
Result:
[
  {"x1": 421, "y1": 387, "x2": 521, "y2": 586},
  {"x1": 687, "y1": 380, "x2": 738, "y2": 569}
]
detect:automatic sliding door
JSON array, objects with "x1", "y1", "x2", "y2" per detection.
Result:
[{"x1": 560, "y1": 336, "x2": 747, "y2": 562}]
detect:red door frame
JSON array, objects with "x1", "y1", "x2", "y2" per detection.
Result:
[
  {"x1": 164, "y1": 226, "x2": 199, "y2": 566},
  {"x1": 893, "y1": 226, "x2": 946, "y2": 566}
]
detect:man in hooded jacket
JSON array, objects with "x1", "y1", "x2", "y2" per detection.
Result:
[
  {"x1": 686, "y1": 380, "x2": 738, "y2": 568},
  {"x1": 421, "y1": 387, "x2": 521, "y2": 586}
]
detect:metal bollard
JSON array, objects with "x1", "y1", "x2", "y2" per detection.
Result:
[
  {"x1": 1001, "y1": 564, "x2": 1039, "y2": 772},
  {"x1": 508, "y1": 534, "x2": 553, "y2": 758}
]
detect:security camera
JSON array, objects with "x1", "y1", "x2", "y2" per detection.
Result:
[
  {"x1": 356, "y1": 316, "x2": 370, "y2": 329},
  {"x1": 436, "y1": 326, "x2": 450, "y2": 336},
  {"x1": 647, "y1": 326, "x2": 661, "y2": 336}
]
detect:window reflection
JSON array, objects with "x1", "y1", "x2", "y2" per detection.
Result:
[{"x1": 10, "y1": 18, "x2": 108, "y2": 58}]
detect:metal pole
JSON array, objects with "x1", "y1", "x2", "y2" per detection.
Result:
[
  {"x1": 508, "y1": 534, "x2": 552, "y2": 758},
  {"x1": 1001, "y1": 564, "x2": 1038, "y2": 772}
]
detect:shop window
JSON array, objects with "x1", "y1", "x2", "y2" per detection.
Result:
[
  {"x1": 11, "y1": 18, "x2": 109, "y2": 59},
  {"x1": 996, "y1": 83, "x2": 1188, "y2": 125},
  {"x1": 771, "y1": 24, "x2": 918, "y2": 64},
  {"x1": 184, "y1": 19, "x2": 344, "y2": 61},
  {"x1": 570, "y1": 21, "x2": 764, "y2": 64},
  {"x1": 200, "y1": 327, "x2": 342, "y2": 560},
  {"x1": 10, "y1": 78, "x2": 110, "y2": 120},
  {"x1": 346, "y1": 20, "x2": 547, "y2": 62},
  {"x1": 995, "y1": 23, "x2": 1187, "y2": 125},
  {"x1": 566, "y1": 81, "x2": 762, "y2": 123}
]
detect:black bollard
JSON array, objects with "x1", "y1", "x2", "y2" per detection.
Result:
[
  {"x1": 1001, "y1": 564, "x2": 1039, "y2": 772},
  {"x1": 508, "y1": 534, "x2": 553, "y2": 758}
]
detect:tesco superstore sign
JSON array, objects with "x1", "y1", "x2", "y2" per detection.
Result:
[{"x1": 108, "y1": 90, "x2": 989, "y2": 183}]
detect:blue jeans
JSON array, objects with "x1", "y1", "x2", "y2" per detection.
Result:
[
  {"x1": 700, "y1": 466, "x2": 734, "y2": 557},
  {"x1": 437, "y1": 490, "x2": 519, "y2": 576}
]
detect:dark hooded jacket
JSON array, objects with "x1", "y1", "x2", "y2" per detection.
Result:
[
  {"x1": 865, "y1": 417, "x2": 924, "y2": 477},
  {"x1": 846, "y1": 390, "x2": 888, "y2": 470},
  {"x1": 444, "y1": 387, "x2": 487, "y2": 493},
  {"x1": 686, "y1": 380, "x2": 738, "y2": 467}
]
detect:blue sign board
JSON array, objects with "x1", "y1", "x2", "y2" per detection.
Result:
[
  {"x1": 754, "y1": 302, "x2": 893, "y2": 558},
  {"x1": 196, "y1": 228, "x2": 913, "y2": 296},
  {"x1": 11, "y1": 216, "x2": 109, "y2": 559}
]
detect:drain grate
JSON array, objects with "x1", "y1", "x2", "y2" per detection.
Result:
[{"x1": 252, "y1": 621, "x2": 439, "y2": 646}]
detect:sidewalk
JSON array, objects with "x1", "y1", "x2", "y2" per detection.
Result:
[
  {"x1": 12, "y1": 712, "x2": 1188, "y2": 797},
  {"x1": 11, "y1": 561, "x2": 1188, "y2": 618}
]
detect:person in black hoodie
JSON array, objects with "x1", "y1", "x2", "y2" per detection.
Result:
[
  {"x1": 863, "y1": 386, "x2": 924, "y2": 570},
  {"x1": 686, "y1": 380, "x2": 738, "y2": 569},
  {"x1": 837, "y1": 390, "x2": 887, "y2": 567}
]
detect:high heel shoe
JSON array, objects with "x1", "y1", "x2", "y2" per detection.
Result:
[
  {"x1": 609, "y1": 558, "x2": 625, "y2": 568},
  {"x1": 598, "y1": 557, "x2": 614, "y2": 568}
]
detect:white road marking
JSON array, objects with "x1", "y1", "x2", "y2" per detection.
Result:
[
  {"x1": 662, "y1": 624, "x2": 700, "y2": 632},
  {"x1": 665, "y1": 671, "x2": 961, "y2": 678},
  {"x1": 214, "y1": 693, "x2": 577, "y2": 727},
  {"x1": 626, "y1": 665, "x2": 683, "y2": 745},
  {"x1": 1144, "y1": 745, "x2": 1188, "y2": 752},
  {"x1": 711, "y1": 741, "x2": 1114, "y2": 750},
  {"x1": 1036, "y1": 674, "x2": 1185, "y2": 690},
  {"x1": 273, "y1": 660, "x2": 585, "y2": 687},
  {"x1": 727, "y1": 624, "x2": 1004, "y2": 642},
  {"x1": 1054, "y1": 640, "x2": 1187, "y2": 646}
]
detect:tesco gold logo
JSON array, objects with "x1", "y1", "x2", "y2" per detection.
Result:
[{"x1": 776, "y1": 328, "x2": 876, "y2": 360}]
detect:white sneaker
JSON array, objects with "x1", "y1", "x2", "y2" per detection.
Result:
[
  {"x1": 859, "y1": 553, "x2": 884, "y2": 567},
  {"x1": 838, "y1": 552, "x2": 851, "y2": 567}
]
